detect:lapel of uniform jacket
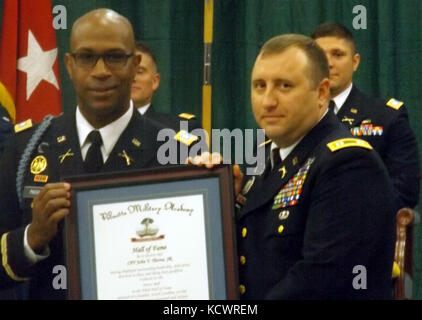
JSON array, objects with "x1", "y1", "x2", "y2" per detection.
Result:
[
  {"x1": 336, "y1": 85, "x2": 367, "y2": 128},
  {"x1": 48, "y1": 111, "x2": 85, "y2": 180},
  {"x1": 102, "y1": 109, "x2": 158, "y2": 171},
  {"x1": 239, "y1": 111, "x2": 337, "y2": 219},
  {"x1": 21, "y1": 112, "x2": 81, "y2": 213},
  {"x1": 239, "y1": 152, "x2": 296, "y2": 217}
]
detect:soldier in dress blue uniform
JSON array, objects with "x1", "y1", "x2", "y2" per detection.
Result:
[
  {"x1": 311, "y1": 21, "x2": 420, "y2": 209},
  {"x1": 0, "y1": 105, "x2": 13, "y2": 158},
  {"x1": 191, "y1": 34, "x2": 398, "y2": 299},
  {"x1": 0, "y1": 105, "x2": 14, "y2": 299},
  {"x1": 0, "y1": 9, "x2": 201, "y2": 300},
  {"x1": 131, "y1": 41, "x2": 202, "y2": 133}
]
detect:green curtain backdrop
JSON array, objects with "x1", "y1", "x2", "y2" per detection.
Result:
[
  {"x1": 49, "y1": 0, "x2": 204, "y2": 118},
  {"x1": 1, "y1": 0, "x2": 421, "y2": 298}
]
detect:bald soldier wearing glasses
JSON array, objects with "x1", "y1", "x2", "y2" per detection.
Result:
[{"x1": 0, "y1": 9, "x2": 199, "y2": 299}]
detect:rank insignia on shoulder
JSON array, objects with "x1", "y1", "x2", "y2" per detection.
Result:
[
  {"x1": 258, "y1": 139, "x2": 272, "y2": 148},
  {"x1": 386, "y1": 98, "x2": 404, "y2": 110},
  {"x1": 174, "y1": 130, "x2": 199, "y2": 146},
  {"x1": 327, "y1": 138, "x2": 373, "y2": 152},
  {"x1": 178, "y1": 113, "x2": 196, "y2": 120},
  {"x1": 14, "y1": 119, "x2": 32, "y2": 133}
]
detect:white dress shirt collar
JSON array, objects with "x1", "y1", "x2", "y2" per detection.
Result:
[
  {"x1": 332, "y1": 83, "x2": 353, "y2": 114},
  {"x1": 270, "y1": 140, "x2": 301, "y2": 168},
  {"x1": 76, "y1": 101, "x2": 134, "y2": 161},
  {"x1": 137, "y1": 103, "x2": 151, "y2": 115},
  {"x1": 269, "y1": 107, "x2": 329, "y2": 168}
]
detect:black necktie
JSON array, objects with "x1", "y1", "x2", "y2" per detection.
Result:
[
  {"x1": 329, "y1": 100, "x2": 336, "y2": 113},
  {"x1": 84, "y1": 130, "x2": 103, "y2": 173},
  {"x1": 262, "y1": 148, "x2": 281, "y2": 179},
  {"x1": 272, "y1": 148, "x2": 282, "y2": 169}
]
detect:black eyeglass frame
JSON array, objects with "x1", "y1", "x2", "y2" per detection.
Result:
[{"x1": 70, "y1": 52, "x2": 135, "y2": 69}]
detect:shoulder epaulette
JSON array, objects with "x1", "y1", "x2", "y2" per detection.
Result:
[
  {"x1": 327, "y1": 138, "x2": 373, "y2": 152},
  {"x1": 258, "y1": 139, "x2": 272, "y2": 148},
  {"x1": 173, "y1": 130, "x2": 198, "y2": 146},
  {"x1": 386, "y1": 98, "x2": 404, "y2": 110},
  {"x1": 178, "y1": 113, "x2": 196, "y2": 120},
  {"x1": 14, "y1": 119, "x2": 32, "y2": 133}
]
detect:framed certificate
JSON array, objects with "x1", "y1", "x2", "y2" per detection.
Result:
[{"x1": 64, "y1": 164, "x2": 238, "y2": 300}]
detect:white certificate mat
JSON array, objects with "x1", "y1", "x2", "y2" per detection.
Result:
[{"x1": 92, "y1": 194, "x2": 209, "y2": 300}]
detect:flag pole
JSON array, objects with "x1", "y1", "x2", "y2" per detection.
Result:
[{"x1": 202, "y1": 0, "x2": 214, "y2": 147}]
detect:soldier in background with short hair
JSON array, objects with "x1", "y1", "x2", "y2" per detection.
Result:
[
  {"x1": 131, "y1": 40, "x2": 202, "y2": 131},
  {"x1": 311, "y1": 21, "x2": 420, "y2": 209}
]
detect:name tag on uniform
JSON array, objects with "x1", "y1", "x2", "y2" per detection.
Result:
[{"x1": 23, "y1": 186, "x2": 43, "y2": 199}]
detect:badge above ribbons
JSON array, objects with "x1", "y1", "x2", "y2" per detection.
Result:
[{"x1": 272, "y1": 157, "x2": 315, "y2": 210}]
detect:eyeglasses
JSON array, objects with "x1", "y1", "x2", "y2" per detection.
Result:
[{"x1": 70, "y1": 52, "x2": 134, "y2": 69}]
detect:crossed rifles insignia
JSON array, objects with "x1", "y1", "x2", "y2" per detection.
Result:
[
  {"x1": 119, "y1": 150, "x2": 134, "y2": 166},
  {"x1": 59, "y1": 149, "x2": 74, "y2": 164}
]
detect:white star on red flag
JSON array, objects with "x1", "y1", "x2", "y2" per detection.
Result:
[
  {"x1": 0, "y1": 0, "x2": 62, "y2": 123},
  {"x1": 17, "y1": 30, "x2": 59, "y2": 100}
]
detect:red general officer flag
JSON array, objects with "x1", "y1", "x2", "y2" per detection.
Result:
[{"x1": 0, "y1": 0, "x2": 62, "y2": 124}]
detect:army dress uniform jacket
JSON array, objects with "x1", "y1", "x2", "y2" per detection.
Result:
[
  {"x1": 0, "y1": 105, "x2": 13, "y2": 158},
  {"x1": 336, "y1": 86, "x2": 420, "y2": 208},
  {"x1": 0, "y1": 108, "x2": 198, "y2": 299},
  {"x1": 236, "y1": 111, "x2": 398, "y2": 300}
]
